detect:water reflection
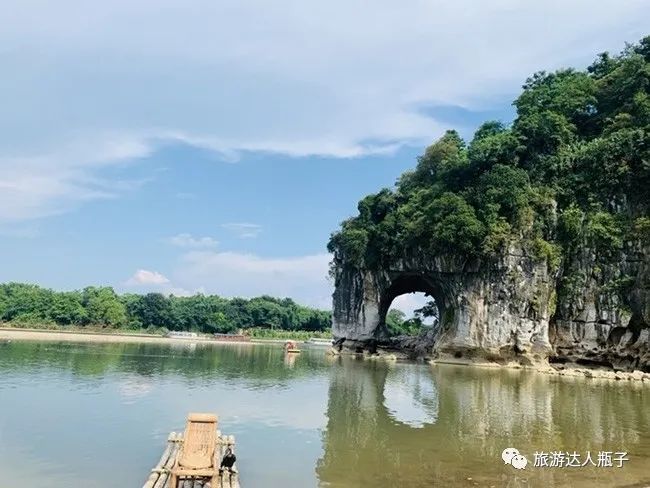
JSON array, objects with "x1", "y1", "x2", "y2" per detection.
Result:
[
  {"x1": 384, "y1": 364, "x2": 438, "y2": 427},
  {"x1": 0, "y1": 341, "x2": 330, "y2": 488},
  {"x1": 0, "y1": 341, "x2": 649, "y2": 487},
  {"x1": 284, "y1": 351, "x2": 298, "y2": 369},
  {"x1": 317, "y1": 358, "x2": 650, "y2": 487},
  {"x1": 117, "y1": 375, "x2": 155, "y2": 403}
]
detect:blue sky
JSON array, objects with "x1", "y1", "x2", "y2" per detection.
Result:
[{"x1": 0, "y1": 0, "x2": 648, "y2": 310}]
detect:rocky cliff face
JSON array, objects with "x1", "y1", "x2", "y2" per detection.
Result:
[
  {"x1": 331, "y1": 241, "x2": 650, "y2": 371},
  {"x1": 329, "y1": 38, "x2": 650, "y2": 371},
  {"x1": 551, "y1": 241, "x2": 650, "y2": 370}
]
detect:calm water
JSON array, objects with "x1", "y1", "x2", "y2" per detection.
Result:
[{"x1": 0, "y1": 341, "x2": 649, "y2": 487}]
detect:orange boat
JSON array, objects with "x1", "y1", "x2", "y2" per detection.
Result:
[
  {"x1": 213, "y1": 333, "x2": 251, "y2": 342},
  {"x1": 284, "y1": 340, "x2": 301, "y2": 353}
]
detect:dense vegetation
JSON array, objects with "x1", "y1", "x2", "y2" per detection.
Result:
[
  {"x1": 384, "y1": 300, "x2": 439, "y2": 337},
  {"x1": 385, "y1": 309, "x2": 427, "y2": 336},
  {"x1": 0, "y1": 282, "x2": 331, "y2": 334},
  {"x1": 329, "y1": 38, "x2": 650, "y2": 281}
]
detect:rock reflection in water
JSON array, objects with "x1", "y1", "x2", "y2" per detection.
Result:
[
  {"x1": 317, "y1": 359, "x2": 650, "y2": 488},
  {"x1": 383, "y1": 363, "x2": 438, "y2": 428},
  {"x1": 1, "y1": 341, "x2": 648, "y2": 487}
]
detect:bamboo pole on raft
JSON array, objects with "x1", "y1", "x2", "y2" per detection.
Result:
[{"x1": 143, "y1": 432, "x2": 178, "y2": 488}]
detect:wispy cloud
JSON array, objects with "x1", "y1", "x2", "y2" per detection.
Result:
[
  {"x1": 172, "y1": 251, "x2": 332, "y2": 308},
  {"x1": 121, "y1": 252, "x2": 331, "y2": 307},
  {"x1": 124, "y1": 269, "x2": 170, "y2": 286},
  {"x1": 123, "y1": 268, "x2": 199, "y2": 297},
  {"x1": 167, "y1": 233, "x2": 218, "y2": 248},
  {"x1": 0, "y1": 135, "x2": 152, "y2": 222},
  {"x1": 222, "y1": 223, "x2": 262, "y2": 239},
  {"x1": 0, "y1": 1, "x2": 647, "y2": 222},
  {"x1": 391, "y1": 293, "x2": 432, "y2": 319}
]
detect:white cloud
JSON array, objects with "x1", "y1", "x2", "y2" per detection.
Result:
[
  {"x1": 121, "y1": 252, "x2": 331, "y2": 307},
  {"x1": 390, "y1": 293, "x2": 433, "y2": 319},
  {"x1": 0, "y1": 134, "x2": 152, "y2": 222},
  {"x1": 167, "y1": 233, "x2": 218, "y2": 248},
  {"x1": 162, "y1": 286, "x2": 198, "y2": 298},
  {"x1": 123, "y1": 268, "x2": 200, "y2": 297},
  {"x1": 124, "y1": 269, "x2": 170, "y2": 286},
  {"x1": 0, "y1": 1, "x2": 647, "y2": 221},
  {"x1": 221, "y1": 223, "x2": 262, "y2": 239},
  {"x1": 171, "y1": 251, "x2": 332, "y2": 308}
]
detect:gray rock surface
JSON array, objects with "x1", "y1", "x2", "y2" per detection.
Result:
[{"x1": 331, "y1": 241, "x2": 650, "y2": 371}]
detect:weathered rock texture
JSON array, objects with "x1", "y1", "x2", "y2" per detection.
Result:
[
  {"x1": 331, "y1": 242, "x2": 650, "y2": 371},
  {"x1": 551, "y1": 242, "x2": 650, "y2": 370}
]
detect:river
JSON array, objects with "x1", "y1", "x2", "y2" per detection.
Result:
[{"x1": 0, "y1": 340, "x2": 648, "y2": 487}]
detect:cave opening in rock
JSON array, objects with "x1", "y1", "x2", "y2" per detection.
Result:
[
  {"x1": 384, "y1": 291, "x2": 438, "y2": 337},
  {"x1": 378, "y1": 274, "x2": 444, "y2": 339}
]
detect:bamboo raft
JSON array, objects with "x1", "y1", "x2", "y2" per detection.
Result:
[{"x1": 143, "y1": 432, "x2": 240, "y2": 488}]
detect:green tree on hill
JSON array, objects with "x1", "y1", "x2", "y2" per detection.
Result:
[{"x1": 329, "y1": 36, "x2": 650, "y2": 272}]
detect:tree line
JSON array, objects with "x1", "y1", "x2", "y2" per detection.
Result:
[{"x1": 0, "y1": 282, "x2": 331, "y2": 333}]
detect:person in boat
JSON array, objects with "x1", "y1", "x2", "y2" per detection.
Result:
[
  {"x1": 284, "y1": 340, "x2": 297, "y2": 351},
  {"x1": 220, "y1": 447, "x2": 236, "y2": 472}
]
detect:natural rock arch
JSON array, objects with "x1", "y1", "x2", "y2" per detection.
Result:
[
  {"x1": 376, "y1": 274, "x2": 443, "y2": 339},
  {"x1": 331, "y1": 245, "x2": 650, "y2": 369},
  {"x1": 331, "y1": 247, "x2": 556, "y2": 361}
]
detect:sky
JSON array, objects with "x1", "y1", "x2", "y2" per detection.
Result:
[{"x1": 0, "y1": 0, "x2": 648, "y2": 311}]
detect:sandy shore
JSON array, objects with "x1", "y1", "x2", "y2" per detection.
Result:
[{"x1": 0, "y1": 327, "x2": 259, "y2": 346}]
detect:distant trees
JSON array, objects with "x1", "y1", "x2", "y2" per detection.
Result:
[
  {"x1": 83, "y1": 287, "x2": 127, "y2": 327},
  {"x1": 414, "y1": 301, "x2": 439, "y2": 324},
  {"x1": 49, "y1": 292, "x2": 87, "y2": 325},
  {"x1": 127, "y1": 292, "x2": 172, "y2": 328},
  {"x1": 384, "y1": 299, "x2": 439, "y2": 337},
  {"x1": 385, "y1": 309, "x2": 407, "y2": 336},
  {"x1": 0, "y1": 282, "x2": 331, "y2": 333},
  {"x1": 385, "y1": 308, "x2": 428, "y2": 337}
]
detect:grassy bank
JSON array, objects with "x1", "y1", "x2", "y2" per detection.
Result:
[{"x1": 246, "y1": 328, "x2": 331, "y2": 340}]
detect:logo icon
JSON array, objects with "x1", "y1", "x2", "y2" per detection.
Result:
[
  {"x1": 511, "y1": 454, "x2": 528, "y2": 470},
  {"x1": 502, "y1": 448, "x2": 528, "y2": 470}
]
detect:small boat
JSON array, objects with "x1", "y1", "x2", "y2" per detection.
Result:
[
  {"x1": 213, "y1": 333, "x2": 251, "y2": 342},
  {"x1": 165, "y1": 331, "x2": 199, "y2": 339},
  {"x1": 304, "y1": 337, "x2": 332, "y2": 347},
  {"x1": 143, "y1": 413, "x2": 240, "y2": 488},
  {"x1": 284, "y1": 340, "x2": 301, "y2": 354}
]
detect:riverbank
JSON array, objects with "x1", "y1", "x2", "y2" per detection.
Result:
[
  {"x1": 0, "y1": 327, "x2": 312, "y2": 346},
  {"x1": 327, "y1": 347, "x2": 650, "y2": 384},
  {"x1": 0, "y1": 327, "x2": 234, "y2": 345},
  {"x1": 429, "y1": 355, "x2": 650, "y2": 383}
]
